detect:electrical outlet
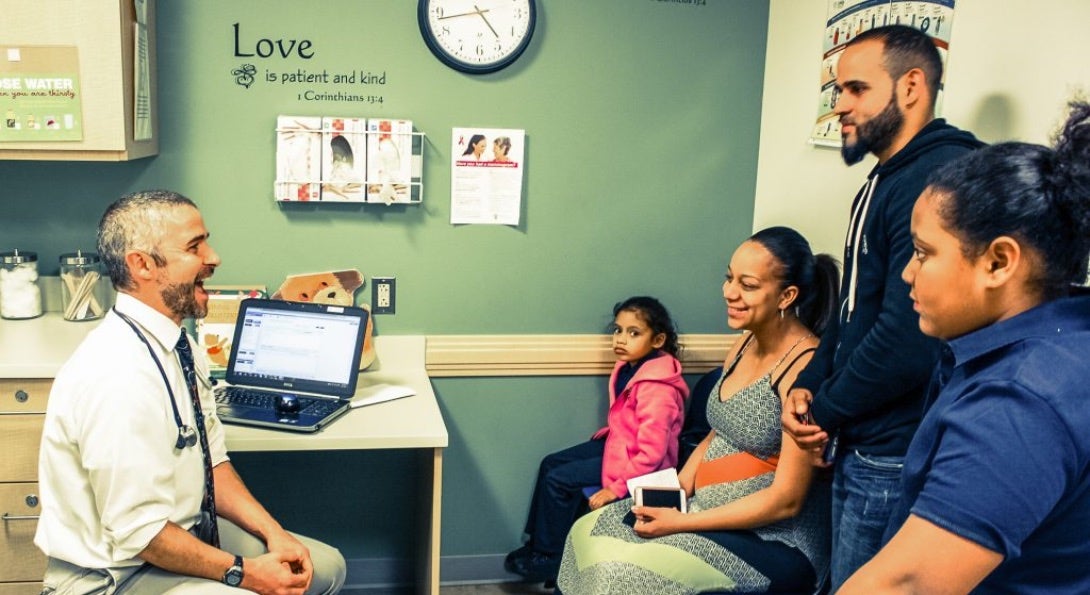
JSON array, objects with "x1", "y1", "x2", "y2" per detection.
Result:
[{"x1": 372, "y1": 277, "x2": 396, "y2": 315}]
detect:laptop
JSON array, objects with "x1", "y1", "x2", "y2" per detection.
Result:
[{"x1": 213, "y1": 297, "x2": 369, "y2": 433}]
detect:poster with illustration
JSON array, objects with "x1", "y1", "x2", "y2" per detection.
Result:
[
  {"x1": 811, "y1": 0, "x2": 956, "y2": 147},
  {"x1": 0, "y1": 45, "x2": 83, "y2": 142},
  {"x1": 450, "y1": 127, "x2": 525, "y2": 225},
  {"x1": 194, "y1": 286, "x2": 267, "y2": 373}
]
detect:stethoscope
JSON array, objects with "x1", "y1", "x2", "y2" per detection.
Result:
[{"x1": 112, "y1": 307, "x2": 199, "y2": 450}]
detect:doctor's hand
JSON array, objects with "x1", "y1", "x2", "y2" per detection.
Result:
[
  {"x1": 264, "y1": 531, "x2": 314, "y2": 587},
  {"x1": 630, "y1": 505, "x2": 684, "y2": 538},
  {"x1": 242, "y1": 550, "x2": 311, "y2": 595}
]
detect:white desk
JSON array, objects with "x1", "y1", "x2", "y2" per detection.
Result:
[
  {"x1": 0, "y1": 317, "x2": 448, "y2": 595},
  {"x1": 225, "y1": 335, "x2": 448, "y2": 595}
]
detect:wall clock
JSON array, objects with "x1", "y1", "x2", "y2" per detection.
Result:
[{"x1": 418, "y1": 0, "x2": 536, "y2": 74}]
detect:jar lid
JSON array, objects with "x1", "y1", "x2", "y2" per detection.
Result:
[
  {"x1": 0, "y1": 249, "x2": 38, "y2": 264},
  {"x1": 59, "y1": 251, "x2": 101, "y2": 265}
]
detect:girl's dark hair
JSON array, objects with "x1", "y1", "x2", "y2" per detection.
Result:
[
  {"x1": 749, "y1": 226, "x2": 841, "y2": 336},
  {"x1": 612, "y1": 296, "x2": 681, "y2": 358},
  {"x1": 927, "y1": 100, "x2": 1090, "y2": 299}
]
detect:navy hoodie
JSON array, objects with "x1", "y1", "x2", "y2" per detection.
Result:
[{"x1": 794, "y1": 118, "x2": 985, "y2": 457}]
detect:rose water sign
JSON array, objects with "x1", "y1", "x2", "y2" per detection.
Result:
[{"x1": 0, "y1": 46, "x2": 83, "y2": 142}]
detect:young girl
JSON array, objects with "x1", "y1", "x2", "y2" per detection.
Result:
[
  {"x1": 557, "y1": 227, "x2": 839, "y2": 594},
  {"x1": 841, "y1": 102, "x2": 1090, "y2": 593},
  {"x1": 506, "y1": 296, "x2": 689, "y2": 584}
]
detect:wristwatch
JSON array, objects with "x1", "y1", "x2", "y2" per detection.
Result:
[{"x1": 222, "y1": 555, "x2": 244, "y2": 587}]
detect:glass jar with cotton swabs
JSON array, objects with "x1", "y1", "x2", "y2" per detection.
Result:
[{"x1": 59, "y1": 251, "x2": 109, "y2": 322}]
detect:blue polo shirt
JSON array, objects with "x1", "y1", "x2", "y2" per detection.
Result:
[{"x1": 887, "y1": 290, "x2": 1090, "y2": 593}]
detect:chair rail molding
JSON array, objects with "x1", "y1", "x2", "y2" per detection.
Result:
[{"x1": 424, "y1": 333, "x2": 739, "y2": 377}]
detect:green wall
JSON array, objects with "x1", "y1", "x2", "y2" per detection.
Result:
[{"x1": 0, "y1": 0, "x2": 769, "y2": 579}]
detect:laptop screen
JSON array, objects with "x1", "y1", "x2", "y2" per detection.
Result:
[{"x1": 225, "y1": 298, "x2": 368, "y2": 398}]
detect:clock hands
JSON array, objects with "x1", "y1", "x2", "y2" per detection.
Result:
[
  {"x1": 437, "y1": 7, "x2": 487, "y2": 20},
  {"x1": 475, "y1": 5, "x2": 500, "y2": 38},
  {"x1": 436, "y1": 4, "x2": 500, "y2": 38}
]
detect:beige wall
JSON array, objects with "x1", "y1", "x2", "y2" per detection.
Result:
[{"x1": 753, "y1": 0, "x2": 1090, "y2": 257}]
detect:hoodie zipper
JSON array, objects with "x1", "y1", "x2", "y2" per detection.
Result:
[{"x1": 843, "y1": 174, "x2": 879, "y2": 324}]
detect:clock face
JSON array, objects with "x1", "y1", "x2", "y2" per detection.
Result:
[{"x1": 418, "y1": 0, "x2": 536, "y2": 74}]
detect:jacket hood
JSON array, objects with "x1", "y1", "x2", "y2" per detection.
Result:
[
  {"x1": 871, "y1": 118, "x2": 985, "y2": 179},
  {"x1": 624, "y1": 353, "x2": 690, "y2": 398}
]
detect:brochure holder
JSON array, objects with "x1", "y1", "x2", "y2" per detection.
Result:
[{"x1": 274, "y1": 115, "x2": 424, "y2": 204}]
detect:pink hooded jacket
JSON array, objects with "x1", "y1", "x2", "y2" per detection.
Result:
[{"x1": 591, "y1": 353, "x2": 689, "y2": 498}]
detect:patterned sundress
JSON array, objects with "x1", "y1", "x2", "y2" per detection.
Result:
[{"x1": 556, "y1": 335, "x2": 830, "y2": 594}]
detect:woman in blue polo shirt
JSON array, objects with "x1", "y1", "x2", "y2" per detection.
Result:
[{"x1": 840, "y1": 101, "x2": 1090, "y2": 594}]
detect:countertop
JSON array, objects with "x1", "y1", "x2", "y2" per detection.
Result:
[
  {"x1": 0, "y1": 313, "x2": 103, "y2": 378},
  {"x1": 0, "y1": 313, "x2": 448, "y2": 450}
]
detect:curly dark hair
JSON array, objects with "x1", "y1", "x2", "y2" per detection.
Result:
[{"x1": 611, "y1": 296, "x2": 681, "y2": 358}]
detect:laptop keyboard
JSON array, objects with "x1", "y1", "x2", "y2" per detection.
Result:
[{"x1": 216, "y1": 387, "x2": 342, "y2": 416}]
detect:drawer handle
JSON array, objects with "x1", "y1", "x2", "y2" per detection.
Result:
[
  {"x1": 2, "y1": 512, "x2": 41, "y2": 522},
  {"x1": 15, "y1": 389, "x2": 29, "y2": 403}
]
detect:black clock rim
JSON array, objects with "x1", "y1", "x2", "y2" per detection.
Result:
[{"x1": 417, "y1": 0, "x2": 536, "y2": 75}]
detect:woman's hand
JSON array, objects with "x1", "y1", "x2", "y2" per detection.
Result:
[
  {"x1": 630, "y1": 505, "x2": 685, "y2": 538},
  {"x1": 588, "y1": 488, "x2": 619, "y2": 510}
]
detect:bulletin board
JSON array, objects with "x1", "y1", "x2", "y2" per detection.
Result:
[{"x1": 0, "y1": 45, "x2": 83, "y2": 142}]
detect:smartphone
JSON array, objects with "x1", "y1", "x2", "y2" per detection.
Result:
[
  {"x1": 822, "y1": 433, "x2": 839, "y2": 465},
  {"x1": 633, "y1": 487, "x2": 687, "y2": 512}
]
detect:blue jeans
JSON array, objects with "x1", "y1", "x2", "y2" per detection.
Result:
[
  {"x1": 829, "y1": 449, "x2": 904, "y2": 592},
  {"x1": 524, "y1": 439, "x2": 604, "y2": 555}
]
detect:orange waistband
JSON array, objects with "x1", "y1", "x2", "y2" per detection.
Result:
[{"x1": 694, "y1": 451, "x2": 779, "y2": 490}]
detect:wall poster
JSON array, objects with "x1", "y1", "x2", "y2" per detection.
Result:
[
  {"x1": 811, "y1": 0, "x2": 956, "y2": 147},
  {"x1": 0, "y1": 45, "x2": 83, "y2": 142},
  {"x1": 450, "y1": 127, "x2": 525, "y2": 226},
  {"x1": 133, "y1": 0, "x2": 153, "y2": 141}
]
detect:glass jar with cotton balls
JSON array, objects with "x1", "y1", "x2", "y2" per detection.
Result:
[{"x1": 0, "y1": 250, "x2": 42, "y2": 320}]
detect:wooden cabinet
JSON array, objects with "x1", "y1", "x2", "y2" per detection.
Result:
[
  {"x1": 0, "y1": 379, "x2": 49, "y2": 592},
  {"x1": 0, "y1": 0, "x2": 157, "y2": 161}
]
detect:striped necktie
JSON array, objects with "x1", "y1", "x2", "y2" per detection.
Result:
[{"x1": 175, "y1": 329, "x2": 220, "y2": 548}]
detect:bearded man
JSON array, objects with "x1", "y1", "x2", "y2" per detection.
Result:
[
  {"x1": 781, "y1": 25, "x2": 984, "y2": 591},
  {"x1": 35, "y1": 190, "x2": 346, "y2": 595}
]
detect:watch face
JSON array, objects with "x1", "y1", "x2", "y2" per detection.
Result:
[
  {"x1": 224, "y1": 556, "x2": 244, "y2": 587},
  {"x1": 418, "y1": 0, "x2": 536, "y2": 74}
]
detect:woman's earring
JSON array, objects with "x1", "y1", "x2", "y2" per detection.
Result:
[{"x1": 779, "y1": 308, "x2": 785, "y2": 320}]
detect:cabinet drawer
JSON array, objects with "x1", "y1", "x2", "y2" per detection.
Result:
[
  {"x1": 0, "y1": 482, "x2": 46, "y2": 583},
  {"x1": 0, "y1": 416, "x2": 45, "y2": 482},
  {"x1": 0, "y1": 380, "x2": 51, "y2": 415}
]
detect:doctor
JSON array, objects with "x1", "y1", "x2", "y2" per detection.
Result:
[{"x1": 35, "y1": 190, "x2": 346, "y2": 594}]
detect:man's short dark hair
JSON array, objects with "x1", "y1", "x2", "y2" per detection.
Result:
[{"x1": 848, "y1": 25, "x2": 943, "y2": 107}]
